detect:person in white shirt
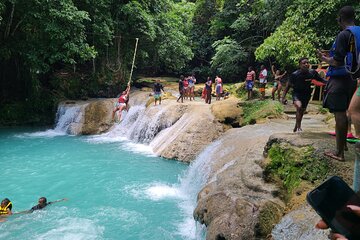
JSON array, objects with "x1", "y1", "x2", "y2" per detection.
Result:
[{"x1": 259, "y1": 65, "x2": 268, "y2": 100}]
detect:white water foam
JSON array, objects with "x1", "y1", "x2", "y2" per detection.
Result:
[
  {"x1": 145, "y1": 183, "x2": 185, "y2": 201},
  {"x1": 35, "y1": 217, "x2": 104, "y2": 240},
  {"x1": 124, "y1": 139, "x2": 220, "y2": 240},
  {"x1": 174, "y1": 140, "x2": 222, "y2": 240},
  {"x1": 85, "y1": 124, "x2": 156, "y2": 157},
  {"x1": 124, "y1": 182, "x2": 185, "y2": 201},
  {"x1": 15, "y1": 104, "x2": 84, "y2": 138},
  {"x1": 54, "y1": 105, "x2": 83, "y2": 134},
  {"x1": 15, "y1": 129, "x2": 67, "y2": 138}
]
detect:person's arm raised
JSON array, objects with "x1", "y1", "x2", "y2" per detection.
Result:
[{"x1": 271, "y1": 65, "x2": 276, "y2": 76}]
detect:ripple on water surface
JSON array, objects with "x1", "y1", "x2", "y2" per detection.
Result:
[{"x1": 0, "y1": 128, "x2": 202, "y2": 240}]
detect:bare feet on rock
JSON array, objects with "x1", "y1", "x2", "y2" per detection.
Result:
[{"x1": 324, "y1": 151, "x2": 345, "y2": 162}]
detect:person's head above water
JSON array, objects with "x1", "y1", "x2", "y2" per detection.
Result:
[
  {"x1": 38, "y1": 197, "x2": 47, "y2": 208},
  {"x1": 1, "y1": 198, "x2": 12, "y2": 210}
]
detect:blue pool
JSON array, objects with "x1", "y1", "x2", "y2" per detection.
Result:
[{"x1": 0, "y1": 127, "x2": 204, "y2": 240}]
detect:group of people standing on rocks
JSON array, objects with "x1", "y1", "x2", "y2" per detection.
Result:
[
  {"x1": 278, "y1": 6, "x2": 360, "y2": 166},
  {"x1": 176, "y1": 74, "x2": 197, "y2": 103},
  {"x1": 243, "y1": 5, "x2": 360, "y2": 166},
  {"x1": 245, "y1": 64, "x2": 287, "y2": 101},
  {"x1": 200, "y1": 75, "x2": 228, "y2": 104},
  {"x1": 0, "y1": 197, "x2": 67, "y2": 222}
]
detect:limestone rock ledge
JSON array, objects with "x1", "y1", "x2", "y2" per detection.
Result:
[
  {"x1": 58, "y1": 99, "x2": 114, "y2": 135},
  {"x1": 193, "y1": 123, "x2": 292, "y2": 240},
  {"x1": 150, "y1": 101, "x2": 225, "y2": 162}
]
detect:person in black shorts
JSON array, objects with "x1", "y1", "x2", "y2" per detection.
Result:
[
  {"x1": 177, "y1": 75, "x2": 185, "y2": 103},
  {"x1": 282, "y1": 57, "x2": 327, "y2": 133},
  {"x1": 318, "y1": 6, "x2": 358, "y2": 161}
]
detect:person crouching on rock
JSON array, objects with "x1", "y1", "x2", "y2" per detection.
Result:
[{"x1": 112, "y1": 84, "x2": 130, "y2": 122}]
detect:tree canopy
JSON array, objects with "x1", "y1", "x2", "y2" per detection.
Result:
[{"x1": 0, "y1": 0, "x2": 359, "y2": 124}]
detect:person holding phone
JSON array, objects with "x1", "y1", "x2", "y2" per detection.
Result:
[
  {"x1": 316, "y1": 206, "x2": 360, "y2": 240},
  {"x1": 317, "y1": 6, "x2": 358, "y2": 162},
  {"x1": 308, "y1": 176, "x2": 360, "y2": 239}
]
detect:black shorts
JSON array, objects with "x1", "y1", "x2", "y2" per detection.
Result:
[
  {"x1": 292, "y1": 92, "x2": 311, "y2": 109},
  {"x1": 323, "y1": 92, "x2": 353, "y2": 113},
  {"x1": 323, "y1": 76, "x2": 357, "y2": 112}
]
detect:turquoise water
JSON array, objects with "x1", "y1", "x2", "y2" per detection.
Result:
[{"x1": 0, "y1": 127, "x2": 196, "y2": 240}]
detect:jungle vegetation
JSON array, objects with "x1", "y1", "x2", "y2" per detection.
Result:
[{"x1": 0, "y1": 0, "x2": 359, "y2": 125}]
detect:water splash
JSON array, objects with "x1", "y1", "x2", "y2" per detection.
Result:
[
  {"x1": 54, "y1": 104, "x2": 84, "y2": 134},
  {"x1": 15, "y1": 104, "x2": 85, "y2": 138},
  {"x1": 174, "y1": 140, "x2": 222, "y2": 240}
]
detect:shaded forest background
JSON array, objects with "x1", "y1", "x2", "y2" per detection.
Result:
[{"x1": 0, "y1": 0, "x2": 359, "y2": 125}]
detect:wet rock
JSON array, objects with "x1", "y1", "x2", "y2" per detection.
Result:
[
  {"x1": 81, "y1": 99, "x2": 114, "y2": 134},
  {"x1": 272, "y1": 205, "x2": 329, "y2": 240},
  {"x1": 150, "y1": 101, "x2": 224, "y2": 162},
  {"x1": 58, "y1": 99, "x2": 114, "y2": 135},
  {"x1": 193, "y1": 124, "x2": 290, "y2": 240}
]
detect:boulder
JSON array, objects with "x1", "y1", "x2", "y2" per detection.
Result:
[{"x1": 211, "y1": 97, "x2": 243, "y2": 128}]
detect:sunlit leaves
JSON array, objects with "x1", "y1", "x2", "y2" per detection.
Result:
[
  {"x1": 256, "y1": 0, "x2": 360, "y2": 67},
  {"x1": 211, "y1": 36, "x2": 247, "y2": 79}
]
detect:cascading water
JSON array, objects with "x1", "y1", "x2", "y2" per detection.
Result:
[
  {"x1": 54, "y1": 104, "x2": 84, "y2": 134},
  {"x1": 36, "y1": 101, "x2": 209, "y2": 239},
  {"x1": 100, "y1": 103, "x2": 212, "y2": 239},
  {"x1": 174, "y1": 140, "x2": 222, "y2": 239},
  {"x1": 110, "y1": 104, "x2": 181, "y2": 144}
]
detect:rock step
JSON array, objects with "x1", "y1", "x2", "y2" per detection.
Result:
[{"x1": 286, "y1": 114, "x2": 310, "y2": 120}]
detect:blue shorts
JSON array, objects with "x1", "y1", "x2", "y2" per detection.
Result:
[
  {"x1": 246, "y1": 81, "x2": 254, "y2": 90},
  {"x1": 154, "y1": 92, "x2": 162, "y2": 99}
]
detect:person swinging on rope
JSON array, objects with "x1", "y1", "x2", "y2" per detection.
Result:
[{"x1": 112, "y1": 83, "x2": 130, "y2": 122}]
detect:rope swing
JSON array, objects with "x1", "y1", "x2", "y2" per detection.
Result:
[{"x1": 128, "y1": 37, "x2": 139, "y2": 86}]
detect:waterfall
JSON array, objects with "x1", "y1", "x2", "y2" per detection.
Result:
[
  {"x1": 175, "y1": 139, "x2": 222, "y2": 239},
  {"x1": 54, "y1": 104, "x2": 84, "y2": 134},
  {"x1": 115, "y1": 105, "x2": 180, "y2": 143}
]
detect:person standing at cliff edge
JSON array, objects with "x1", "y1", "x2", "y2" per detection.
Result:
[
  {"x1": 153, "y1": 79, "x2": 165, "y2": 106},
  {"x1": 317, "y1": 5, "x2": 358, "y2": 161},
  {"x1": 259, "y1": 65, "x2": 268, "y2": 100}
]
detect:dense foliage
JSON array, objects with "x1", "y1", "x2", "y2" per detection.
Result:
[{"x1": 0, "y1": 0, "x2": 359, "y2": 125}]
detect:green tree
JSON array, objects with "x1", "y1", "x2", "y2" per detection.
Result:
[
  {"x1": 256, "y1": 0, "x2": 360, "y2": 67},
  {"x1": 211, "y1": 37, "x2": 247, "y2": 80}
]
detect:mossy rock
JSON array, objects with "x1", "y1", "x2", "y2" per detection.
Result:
[
  {"x1": 241, "y1": 100, "x2": 284, "y2": 125},
  {"x1": 264, "y1": 142, "x2": 329, "y2": 202},
  {"x1": 256, "y1": 201, "x2": 284, "y2": 237}
]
